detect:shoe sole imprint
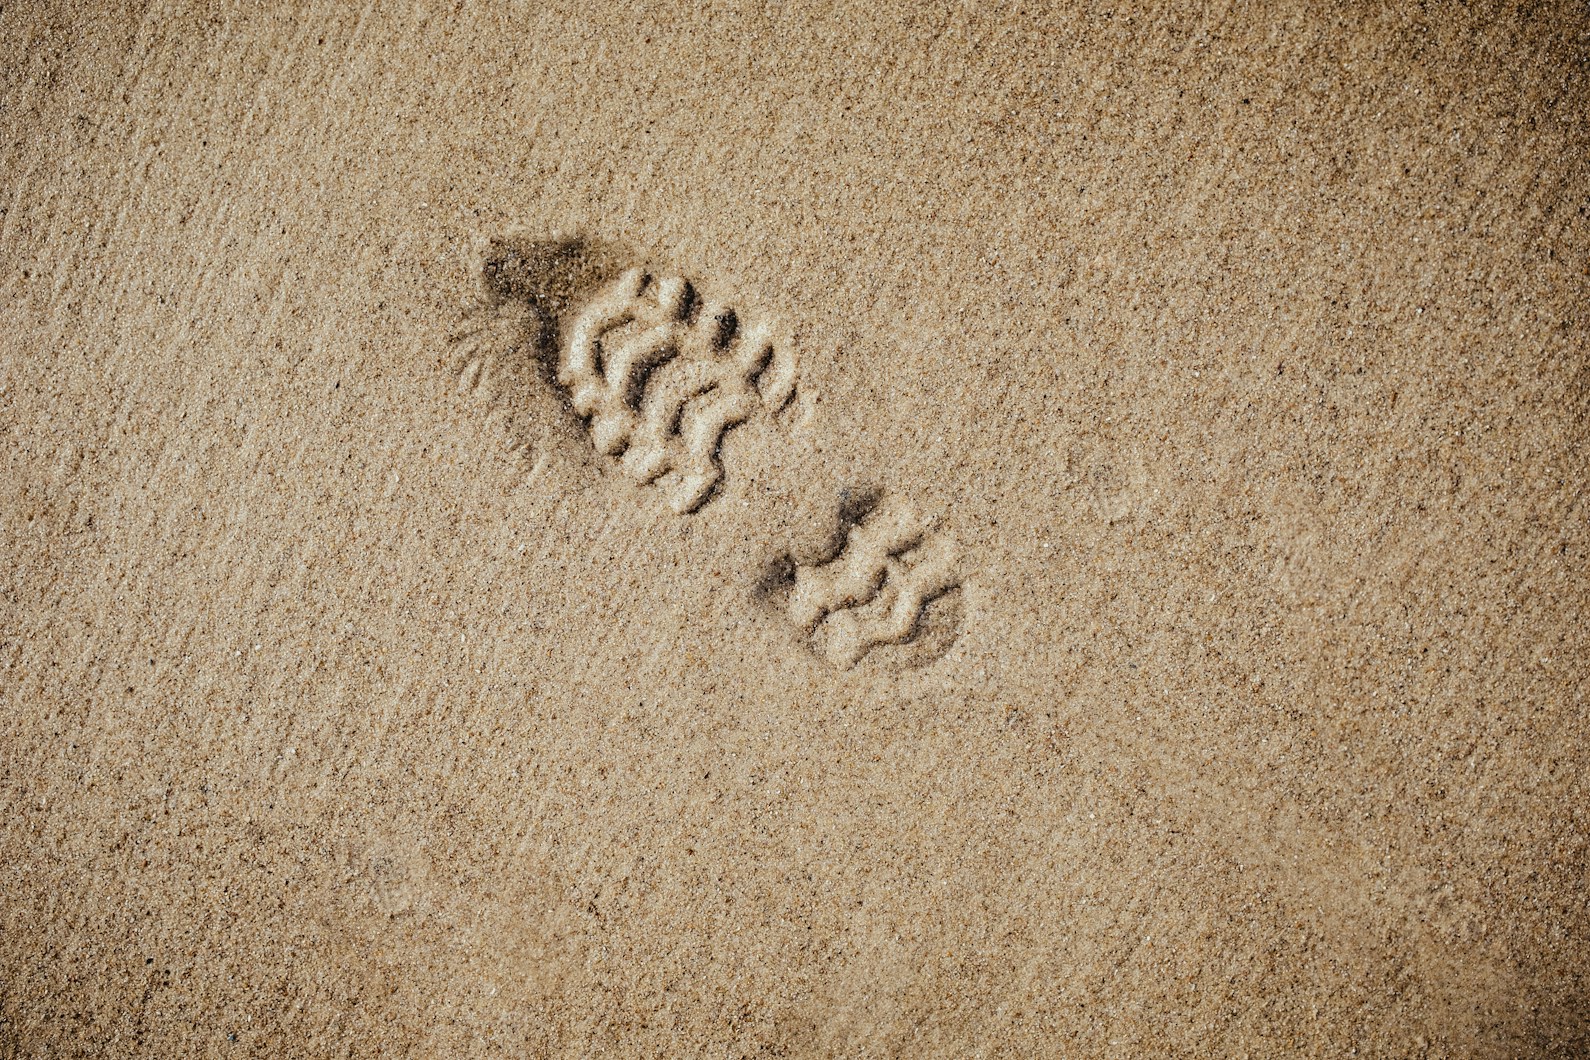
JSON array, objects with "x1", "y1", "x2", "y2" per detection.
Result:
[
  {"x1": 562, "y1": 266, "x2": 796, "y2": 513},
  {"x1": 767, "y1": 493, "x2": 964, "y2": 669},
  {"x1": 448, "y1": 236, "x2": 794, "y2": 512},
  {"x1": 447, "y1": 235, "x2": 963, "y2": 670}
]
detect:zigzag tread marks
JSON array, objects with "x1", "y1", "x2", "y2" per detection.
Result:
[
  {"x1": 789, "y1": 501, "x2": 963, "y2": 668},
  {"x1": 455, "y1": 237, "x2": 966, "y2": 670},
  {"x1": 559, "y1": 267, "x2": 795, "y2": 513},
  {"x1": 821, "y1": 537, "x2": 960, "y2": 668}
]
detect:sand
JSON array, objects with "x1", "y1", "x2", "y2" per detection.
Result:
[{"x1": 2, "y1": 1, "x2": 1587, "y2": 1055}]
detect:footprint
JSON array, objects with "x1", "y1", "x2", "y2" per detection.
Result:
[
  {"x1": 450, "y1": 236, "x2": 795, "y2": 512},
  {"x1": 562, "y1": 265, "x2": 796, "y2": 512},
  {"x1": 448, "y1": 235, "x2": 963, "y2": 671},
  {"x1": 761, "y1": 490, "x2": 965, "y2": 669}
]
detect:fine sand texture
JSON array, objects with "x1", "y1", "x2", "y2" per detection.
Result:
[{"x1": 3, "y1": 2, "x2": 1588, "y2": 1056}]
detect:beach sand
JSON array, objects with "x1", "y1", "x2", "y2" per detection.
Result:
[{"x1": 2, "y1": 1, "x2": 1587, "y2": 1055}]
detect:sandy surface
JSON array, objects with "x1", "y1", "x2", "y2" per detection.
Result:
[{"x1": 3, "y1": 1, "x2": 1587, "y2": 1055}]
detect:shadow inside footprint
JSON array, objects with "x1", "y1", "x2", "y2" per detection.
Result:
[
  {"x1": 792, "y1": 483, "x2": 886, "y2": 566},
  {"x1": 477, "y1": 235, "x2": 625, "y2": 384},
  {"x1": 445, "y1": 235, "x2": 628, "y2": 471},
  {"x1": 757, "y1": 482, "x2": 887, "y2": 606}
]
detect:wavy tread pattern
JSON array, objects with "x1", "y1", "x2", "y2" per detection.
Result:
[
  {"x1": 561, "y1": 268, "x2": 795, "y2": 513},
  {"x1": 789, "y1": 502, "x2": 961, "y2": 668},
  {"x1": 447, "y1": 235, "x2": 967, "y2": 672}
]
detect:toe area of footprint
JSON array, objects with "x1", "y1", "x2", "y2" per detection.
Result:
[{"x1": 455, "y1": 235, "x2": 797, "y2": 515}]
